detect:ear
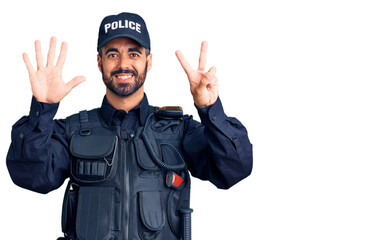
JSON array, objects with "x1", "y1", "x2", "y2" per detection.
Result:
[
  {"x1": 97, "y1": 53, "x2": 102, "y2": 73},
  {"x1": 146, "y1": 53, "x2": 152, "y2": 72}
]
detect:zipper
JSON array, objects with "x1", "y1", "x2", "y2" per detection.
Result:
[
  {"x1": 121, "y1": 131, "x2": 130, "y2": 240},
  {"x1": 123, "y1": 130, "x2": 135, "y2": 240}
]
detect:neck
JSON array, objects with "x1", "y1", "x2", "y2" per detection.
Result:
[{"x1": 106, "y1": 86, "x2": 144, "y2": 113}]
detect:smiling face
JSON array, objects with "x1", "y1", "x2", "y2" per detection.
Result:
[{"x1": 98, "y1": 37, "x2": 152, "y2": 97}]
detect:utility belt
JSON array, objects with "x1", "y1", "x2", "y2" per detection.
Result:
[{"x1": 58, "y1": 107, "x2": 192, "y2": 240}]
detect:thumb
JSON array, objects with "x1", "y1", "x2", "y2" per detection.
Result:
[
  {"x1": 206, "y1": 66, "x2": 217, "y2": 80},
  {"x1": 66, "y1": 75, "x2": 86, "y2": 92},
  {"x1": 198, "y1": 66, "x2": 217, "y2": 88}
]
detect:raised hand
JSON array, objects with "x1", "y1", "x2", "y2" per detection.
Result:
[
  {"x1": 22, "y1": 37, "x2": 86, "y2": 104},
  {"x1": 175, "y1": 41, "x2": 218, "y2": 109}
]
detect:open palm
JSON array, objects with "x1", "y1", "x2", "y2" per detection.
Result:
[{"x1": 23, "y1": 37, "x2": 85, "y2": 103}]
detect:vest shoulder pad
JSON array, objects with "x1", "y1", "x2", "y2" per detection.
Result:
[{"x1": 154, "y1": 106, "x2": 183, "y2": 119}]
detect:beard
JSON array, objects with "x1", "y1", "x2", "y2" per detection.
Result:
[{"x1": 102, "y1": 63, "x2": 148, "y2": 97}]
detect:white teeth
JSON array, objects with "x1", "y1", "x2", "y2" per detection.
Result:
[{"x1": 117, "y1": 75, "x2": 133, "y2": 79}]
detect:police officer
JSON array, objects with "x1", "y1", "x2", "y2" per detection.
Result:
[{"x1": 6, "y1": 12, "x2": 253, "y2": 240}]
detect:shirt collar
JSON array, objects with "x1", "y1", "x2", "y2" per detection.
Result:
[{"x1": 100, "y1": 93, "x2": 150, "y2": 127}]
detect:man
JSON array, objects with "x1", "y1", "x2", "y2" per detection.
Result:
[{"x1": 6, "y1": 12, "x2": 252, "y2": 240}]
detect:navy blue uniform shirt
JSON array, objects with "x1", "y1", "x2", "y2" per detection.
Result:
[{"x1": 6, "y1": 94, "x2": 252, "y2": 193}]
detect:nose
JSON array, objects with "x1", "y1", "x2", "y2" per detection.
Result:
[{"x1": 118, "y1": 55, "x2": 131, "y2": 69}]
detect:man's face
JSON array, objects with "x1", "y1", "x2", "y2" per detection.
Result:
[{"x1": 98, "y1": 37, "x2": 152, "y2": 97}]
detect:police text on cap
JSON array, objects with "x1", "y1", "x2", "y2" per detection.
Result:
[{"x1": 104, "y1": 20, "x2": 141, "y2": 34}]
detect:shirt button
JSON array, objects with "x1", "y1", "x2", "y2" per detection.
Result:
[
  {"x1": 35, "y1": 111, "x2": 40, "y2": 117},
  {"x1": 129, "y1": 132, "x2": 135, "y2": 138},
  {"x1": 19, "y1": 133, "x2": 24, "y2": 139},
  {"x1": 211, "y1": 115, "x2": 217, "y2": 121}
]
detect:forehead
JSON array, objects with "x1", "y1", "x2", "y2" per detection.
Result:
[{"x1": 102, "y1": 37, "x2": 142, "y2": 50}]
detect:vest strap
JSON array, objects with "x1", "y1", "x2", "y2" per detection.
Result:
[{"x1": 79, "y1": 110, "x2": 91, "y2": 136}]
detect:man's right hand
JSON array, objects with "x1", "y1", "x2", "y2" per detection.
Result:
[{"x1": 22, "y1": 36, "x2": 86, "y2": 104}]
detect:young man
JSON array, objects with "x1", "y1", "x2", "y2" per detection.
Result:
[{"x1": 7, "y1": 12, "x2": 253, "y2": 240}]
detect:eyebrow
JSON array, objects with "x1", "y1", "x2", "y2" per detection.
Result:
[
  {"x1": 105, "y1": 48, "x2": 119, "y2": 55},
  {"x1": 105, "y1": 47, "x2": 142, "y2": 55},
  {"x1": 128, "y1": 48, "x2": 142, "y2": 54}
]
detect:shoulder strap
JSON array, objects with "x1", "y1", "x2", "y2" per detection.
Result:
[
  {"x1": 79, "y1": 110, "x2": 91, "y2": 135},
  {"x1": 66, "y1": 108, "x2": 101, "y2": 139}
]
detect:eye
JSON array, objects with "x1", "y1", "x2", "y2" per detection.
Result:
[
  {"x1": 130, "y1": 53, "x2": 140, "y2": 58},
  {"x1": 107, "y1": 53, "x2": 118, "y2": 58}
]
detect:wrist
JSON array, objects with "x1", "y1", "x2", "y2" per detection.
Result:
[
  {"x1": 29, "y1": 96, "x2": 59, "y2": 126},
  {"x1": 193, "y1": 98, "x2": 218, "y2": 109}
]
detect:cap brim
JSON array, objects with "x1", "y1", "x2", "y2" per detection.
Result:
[{"x1": 97, "y1": 33, "x2": 150, "y2": 51}]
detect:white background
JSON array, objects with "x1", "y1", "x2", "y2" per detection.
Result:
[{"x1": 1, "y1": 0, "x2": 391, "y2": 239}]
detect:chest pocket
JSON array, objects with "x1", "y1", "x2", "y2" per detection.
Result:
[
  {"x1": 70, "y1": 133, "x2": 118, "y2": 183},
  {"x1": 131, "y1": 113, "x2": 186, "y2": 175}
]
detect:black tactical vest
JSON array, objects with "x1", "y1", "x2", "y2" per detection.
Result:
[{"x1": 60, "y1": 107, "x2": 192, "y2": 240}]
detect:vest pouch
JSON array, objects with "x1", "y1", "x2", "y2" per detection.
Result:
[
  {"x1": 159, "y1": 140, "x2": 185, "y2": 168},
  {"x1": 76, "y1": 186, "x2": 117, "y2": 240},
  {"x1": 70, "y1": 134, "x2": 118, "y2": 183},
  {"x1": 134, "y1": 138, "x2": 159, "y2": 171},
  {"x1": 61, "y1": 182, "x2": 79, "y2": 239},
  {"x1": 135, "y1": 137, "x2": 186, "y2": 173},
  {"x1": 138, "y1": 191, "x2": 165, "y2": 240}
]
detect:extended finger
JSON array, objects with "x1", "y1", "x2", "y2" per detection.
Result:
[
  {"x1": 22, "y1": 53, "x2": 35, "y2": 75},
  {"x1": 65, "y1": 76, "x2": 86, "y2": 92},
  {"x1": 56, "y1": 41, "x2": 68, "y2": 68},
  {"x1": 198, "y1": 41, "x2": 208, "y2": 71},
  {"x1": 47, "y1": 36, "x2": 57, "y2": 67},
  {"x1": 175, "y1": 50, "x2": 193, "y2": 76},
  {"x1": 35, "y1": 40, "x2": 44, "y2": 70}
]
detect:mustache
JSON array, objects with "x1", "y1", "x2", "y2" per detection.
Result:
[{"x1": 110, "y1": 68, "x2": 138, "y2": 77}]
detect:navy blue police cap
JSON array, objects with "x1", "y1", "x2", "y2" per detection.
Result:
[{"x1": 97, "y1": 12, "x2": 150, "y2": 51}]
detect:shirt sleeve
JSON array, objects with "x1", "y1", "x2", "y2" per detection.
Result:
[
  {"x1": 182, "y1": 97, "x2": 253, "y2": 189},
  {"x1": 6, "y1": 97, "x2": 70, "y2": 194}
]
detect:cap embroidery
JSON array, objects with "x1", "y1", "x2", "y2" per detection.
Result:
[{"x1": 104, "y1": 20, "x2": 141, "y2": 34}]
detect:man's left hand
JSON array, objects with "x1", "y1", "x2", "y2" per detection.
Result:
[{"x1": 176, "y1": 41, "x2": 219, "y2": 109}]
